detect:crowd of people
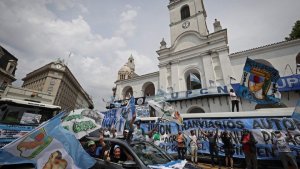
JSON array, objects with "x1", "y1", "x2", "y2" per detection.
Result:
[
  {"x1": 79, "y1": 113, "x2": 298, "y2": 169},
  {"x1": 79, "y1": 113, "x2": 160, "y2": 165},
  {"x1": 176, "y1": 128, "x2": 298, "y2": 169}
]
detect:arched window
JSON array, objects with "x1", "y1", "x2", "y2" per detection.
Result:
[
  {"x1": 181, "y1": 5, "x2": 190, "y2": 20},
  {"x1": 123, "y1": 86, "x2": 133, "y2": 99},
  {"x1": 188, "y1": 107, "x2": 205, "y2": 113},
  {"x1": 186, "y1": 72, "x2": 202, "y2": 90},
  {"x1": 142, "y1": 82, "x2": 155, "y2": 97}
]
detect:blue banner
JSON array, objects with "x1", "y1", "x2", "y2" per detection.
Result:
[
  {"x1": 101, "y1": 108, "x2": 127, "y2": 135},
  {"x1": 165, "y1": 86, "x2": 229, "y2": 101},
  {"x1": 232, "y1": 74, "x2": 300, "y2": 93},
  {"x1": 277, "y1": 74, "x2": 300, "y2": 91},
  {"x1": 141, "y1": 117, "x2": 300, "y2": 160},
  {"x1": 236, "y1": 58, "x2": 281, "y2": 104},
  {"x1": 127, "y1": 96, "x2": 136, "y2": 120}
]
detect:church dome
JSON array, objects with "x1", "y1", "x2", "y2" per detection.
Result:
[{"x1": 118, "y1": 64, "x2": 131, "y2": 73}]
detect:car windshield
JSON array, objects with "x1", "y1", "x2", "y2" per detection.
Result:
[
  {"x1": 0, "y1": 103, "x2": 56, "y2": 125},
  {"x1": 131, "y1": 142, "x2": 172, "y2": 166}
]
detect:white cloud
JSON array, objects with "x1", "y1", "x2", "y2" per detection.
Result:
[
  {"x1": 115, "y1": 8, "x2": 138, "y2": 37},
  {"x1": 0, "y1": 0, "x2": 136, "y2": 110}
]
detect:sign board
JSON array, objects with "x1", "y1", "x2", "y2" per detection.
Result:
[{"x1": 141, "y1": 117, "x2": 300, "y2": 160}]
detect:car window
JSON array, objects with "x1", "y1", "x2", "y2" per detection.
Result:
[
  {"x1": 131, "y1": 142, "x2": 171, "y2": 166},
  {"x1": 104, "y1": 141, "x2": 135, "y2": 165}
]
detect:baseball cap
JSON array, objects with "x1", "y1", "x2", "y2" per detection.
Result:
[{"x1": 87, "y1": 140, "x2": 95, "y2": 147}]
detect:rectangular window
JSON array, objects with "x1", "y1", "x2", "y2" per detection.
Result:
[{"x1": 50, "y1": 78, "x2": 56, "y2": 85}]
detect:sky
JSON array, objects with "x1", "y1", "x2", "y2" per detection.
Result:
[{"x1": 0, "y1": 0, "x2": 299, "y2": 111}]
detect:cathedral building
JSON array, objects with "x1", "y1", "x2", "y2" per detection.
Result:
[{"x1": 114, "y1": 0, "x2": 300, "y2": 114}]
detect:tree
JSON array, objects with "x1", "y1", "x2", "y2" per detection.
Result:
[{"x1": 285, "y1": 20, "x2": 300, "y2": 41}]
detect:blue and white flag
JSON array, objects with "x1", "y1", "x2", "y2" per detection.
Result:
[
  {"x1": 236, "y1": 58, "x2": 281, "y2": 104},
  {"x1": 190, "y1": 73, "x2": 201, "y2": 84},
  {"x1": 126, "y1": 96, "x2": 136, "y2": 120},
  {"x1": 292, "y1": 100, "x2": 300, "y2": 121},
  {"x1": 149, "y1": 160, "x2": 187, "y2": 169},
  {"x1": 0, "y1": 113, "x2": 96, "y2": 169}
]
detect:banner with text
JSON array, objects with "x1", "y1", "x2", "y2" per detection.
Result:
[
  {"x1": 232, "y1": 74, "x2": 300, "y2": 93},
  {"x1": 62, "y1": 109, "x2": 104, "y2": 139},
  {"x1": 141, "y1": 117, "x2": 300, "y2": 160},
  {"x1": 0, "y1": 125, "x2": 34, "y2": 148},
  {"x1": 164, "y1": 86, "x2": 229, "y2": 101},
  {"x1": 101, "y1": 108, "x2": 127, "y2": 136}
]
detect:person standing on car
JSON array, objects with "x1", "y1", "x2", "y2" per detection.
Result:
[
  {"x1": 272, "y1": 130, "x2": 298, "y2": 169},
  {"x1": 201, "y1": 128, "x2": 221, "y2": 169},
  {"x1": 229, "y1": 89, "x2": 239, "y2": 112},
  {"x1": 177, "y1": 130, "x2": 186, "y2": 160},
  {"x1": 189, "y1": 130, "x2": 198, "y2": 164},
  {"x1": 241, "y1": 129, "x2": 257, "y2": 169},
  {"x1": 221, "y1": 131, "x2": 234, "y2": 169}
]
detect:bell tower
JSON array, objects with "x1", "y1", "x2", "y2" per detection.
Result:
[
  {"x1": 168, "y1": 0, "x2": 209, "y2": 45},
  {"x1": 127, "y1": 54, "x2": 135, "y2": 72}
]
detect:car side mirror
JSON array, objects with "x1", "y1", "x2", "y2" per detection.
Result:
[{"x1": 122, "y1": 160, "x2": 137, "y2": 168}]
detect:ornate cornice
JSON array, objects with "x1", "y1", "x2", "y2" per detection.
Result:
[
  {"x1": 168, "y1": 0, "x2": 188, "y2": 9},
  {"x1": 229, "y1": 39, "x2": 300, "y2": 58},
  {"x1": 157, "y1": 30, "x2": 228, "y2": 62},
  {"x1": 115, "y1": 71, "x2": 159, "y2": 84}
]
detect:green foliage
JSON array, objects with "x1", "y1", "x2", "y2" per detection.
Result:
[{"x1": 285, "y1": 20, "x2": 300, "y2": 41}]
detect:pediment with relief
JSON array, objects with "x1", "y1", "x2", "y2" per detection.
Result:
[{"x1": 172, "y1": 31, "x2": 208, "y2": 52}]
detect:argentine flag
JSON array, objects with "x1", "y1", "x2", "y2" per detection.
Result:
[
  {"x1": 190, "y1": 73, "x2": 201, "y2": 84},
  {"x1": 0, "y1": 113, "x2": 96, "y2": 169},
  {"x1": 126, "y1": 96, "x2": 136, "y2": 120},
  {"x1": 149, "y1": 160, "x2": 187, "y2": 169}
]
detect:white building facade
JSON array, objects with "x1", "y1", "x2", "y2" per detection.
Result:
[{"x1": 114, "y1": 0, "x2": 300, "y2": 114}]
